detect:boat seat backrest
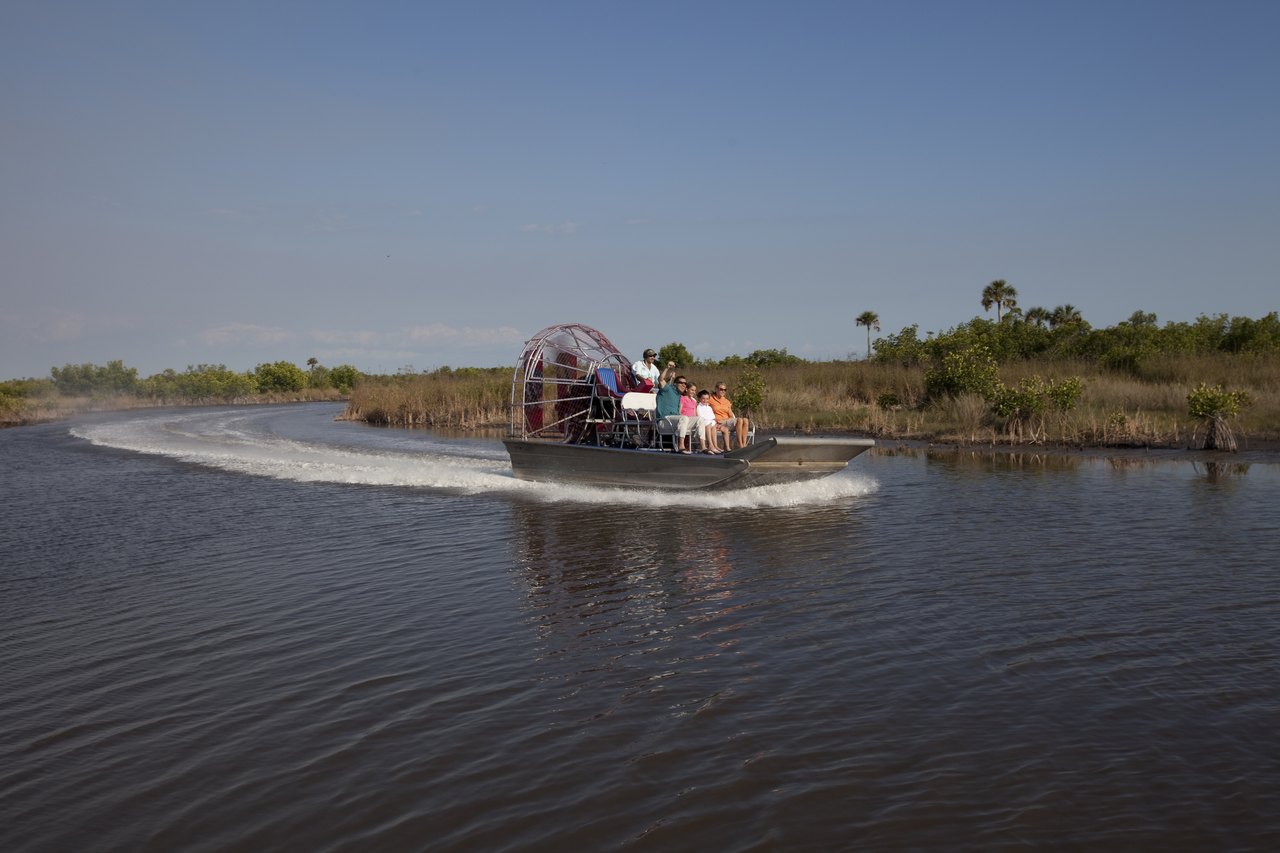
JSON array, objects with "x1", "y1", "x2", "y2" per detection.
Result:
[
  {"x1": 620, "y1": 392, "x2": 656, "y2": 414},
  {"x1": 596, "y1": 367, "x2": 625, "y2": 398}
]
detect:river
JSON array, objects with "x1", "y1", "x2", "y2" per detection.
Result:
[{"x1": 2, "y1": 403, "x2": 1278, "y2": 850}]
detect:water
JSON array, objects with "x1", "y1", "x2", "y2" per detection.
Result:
[{"x1": 2, "y1": 403, "x2": 1278, "y2": 850}]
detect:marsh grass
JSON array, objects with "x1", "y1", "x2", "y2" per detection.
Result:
[
  {"x1": 307, "y1": 352, "x2": 1280, "y2": 449},
  {"x1": 343, "y1": 372, "x2": 509, "y2": 428},
  {"x1": 672, "y1": 354, "x2": 1280, "y2": 447}
]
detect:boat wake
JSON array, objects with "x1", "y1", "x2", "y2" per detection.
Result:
[{"x1": 71, "y1": 406, "x2": 876, "y2": 508}]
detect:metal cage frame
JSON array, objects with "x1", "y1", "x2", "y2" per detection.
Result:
[{"x1": 509, "y1": 323, "x2": 635, "y2": 444}]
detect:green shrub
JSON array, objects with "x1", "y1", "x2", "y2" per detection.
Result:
[
  {"x1": 1046, "y1": 376, "x2": 1084, "y2": 411},
  {"x1": 732, "y1": 367, "x2": 767, "y2": 414},
  {"x1": 1187, "y1": 382, "x2": 1250, "y2": 419},
  {"x1": 1187, "y1": 382, "x2": 1252, "y2": 451},
  {"x1": 253, "y1": 361, "x2": 307, "y2": 393},
  {"x1": 991, "y1": 377, "x2": 1047, "y2": 421},
  {"x1": 924, "y1": 344, "x2": 1000, "y2": 400},
  {"x1": 142, "y1": 365, "x2": 256, "y2": 400},
  {"x1": 50, "y1": 360, "x2": 139, "y2": 395},
  {"x1": 329, "y1": 364, "x2": 361, "y2": 393}
]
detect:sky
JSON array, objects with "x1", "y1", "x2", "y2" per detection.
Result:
[{"x1": 3, "y1": 0, "x2": 1278, "y2": 379}]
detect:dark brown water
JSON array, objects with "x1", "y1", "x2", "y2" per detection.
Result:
[{"x1": 3, "y1": 404, "x2": 1278, "y2": 850}]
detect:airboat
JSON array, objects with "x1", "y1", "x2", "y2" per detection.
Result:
[{"x1": 503, "y1": 323, "x2": 874, "y2": 490}]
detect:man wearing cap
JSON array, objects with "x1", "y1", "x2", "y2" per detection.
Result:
[{"x1": 631, "y1": 348, "x2": 670, "y2": 392}]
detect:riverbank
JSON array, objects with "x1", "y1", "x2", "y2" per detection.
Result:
[
  {"x1": 0, "y1": 389, "x2": 347, "y2": 428},
  {"x1": 9, "y1": 386, "x2": 1279, "y2": 455},
  {"x1": 337, "y1": 356, "x2": 1279, "y2": 451}
]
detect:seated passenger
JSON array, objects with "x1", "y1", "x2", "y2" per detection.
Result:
[
  {"x1": 696, "y1": 389, "x2": 728, "y2": 454},
  {"x1": 709, "y1": 382, "x2": 751, "y2": 449},
  {"x1": 680, "y1": 383, "x2": 701, "y2": 452},
  {"x1": 655, "y1": 374, "x2": 693, "y2": 453}
]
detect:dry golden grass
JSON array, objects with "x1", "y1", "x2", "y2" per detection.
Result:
[
  {"x1": 721, "y1": 354, "x2": 1280, "y2": 447},
  {"x1": 343, "y1": 373, "x2": 509, "y2": 428},
  {"x1": 336, "y1": 353, "x2": 1270, "y2": 447}
]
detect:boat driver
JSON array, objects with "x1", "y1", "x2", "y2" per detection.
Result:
[{"x1": 631, "y1": 349, "x2": 674, "y2": 392}]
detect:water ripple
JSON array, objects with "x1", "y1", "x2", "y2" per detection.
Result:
[{"x1": 3, "y1": 408, "x2": 1279, "y2": 850}]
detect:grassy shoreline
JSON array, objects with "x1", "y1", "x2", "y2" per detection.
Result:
[
  {"x1": 9, "y1": 354, "x2": 1279, "y2": 453},
  {"x1": 339, "y1": 356, "x2": 1279, "y2": 452},
  {"x1": 0, "y1": 388, "x2": 347, "y2": 428}
]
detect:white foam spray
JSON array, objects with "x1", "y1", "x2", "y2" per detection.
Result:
[{"x1": 72, "y1": 409, "x2": 877, "y2": 509}]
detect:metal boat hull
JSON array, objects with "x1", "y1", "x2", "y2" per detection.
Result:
[{"x1": 504, "y1": 436, "x2": 874, "y2": 490}]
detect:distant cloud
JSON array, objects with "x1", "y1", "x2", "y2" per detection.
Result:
[
  {"x1": 310, "y1": 324, "x2": 523, "y2": 349},
  {"x1": 199, "y1": 323, "x2": 295, "y2": 346},
  {"x1": 624, "y1": 218, "x2": 651, "y2": 226},
  {"x1": 520, "y1": 220, "x2": 578, "y2": 235},
  {"x1": 310, "y1": 329, "x2": 385, "y2": 347},
  {"x1": 401, "y1": 323, "x2": 523, "y2": 346},
  {"x1": 203, "y1": 207, "x2": 260, "y2": 221},
  {"x1": 305, "y1": 209, "x2": 354, "y2": 233},
  {"x1": 314, "y1": 347, "x2": 419, "y2": 363},
  {"x1": 7, "y1": 311, "x2": 140, "y2": 343},
  {"x1": 407, "y1": 209, "x2": 423, "y2": 217},
  {"x1": 38, "y1": 314, "x2": 89, "y2": 342}
]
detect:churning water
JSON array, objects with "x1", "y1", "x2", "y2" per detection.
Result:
[{"x1": 2, "y1": 403, "x2": 1278, "y2": 850}]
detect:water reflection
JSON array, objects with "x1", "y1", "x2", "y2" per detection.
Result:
[
  {"x1": 505, "y1": 497, "x2": 874, "y2": 733},
  {"x1": 874, "y1": 443, "x2": 1259, "y2": 481},
  {"x1": 877, "y1": 444, "x2": 1085, "y2": 472},
  {"x1": 1194, "y1": 460, "x2": 1251, "y2": 483},
  {"x1": 507, "y1": 500, "x2": 870, "y2": 659}
]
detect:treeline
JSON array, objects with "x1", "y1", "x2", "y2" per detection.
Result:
[
  {"x1": 870, "y1": 311, "x2": 1280, "y2": 374},
  {"x1": 1, "y1": 359, "x2": 363, "y2": 419}
]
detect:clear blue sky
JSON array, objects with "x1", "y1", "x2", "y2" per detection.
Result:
[{"x1": 3, "y1": 0, "x2": 1277, "y2": 379}]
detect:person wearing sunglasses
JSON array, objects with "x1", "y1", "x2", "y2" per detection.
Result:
[
  {"x1": 655, "y1": 373, "x2": 694, "y2": 453},
  {"x1": 709, "y1": 383, "x2": 751, "y2": 449},
  {"x1": 631, "y1": 348, "x2": 674, "y2": 392}
]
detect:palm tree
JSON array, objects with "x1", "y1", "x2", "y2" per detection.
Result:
[
  {"x1": 855, "y1": 310, "x2": 880, "y2": 359},
  {"x1": 1025, "y1": 306, "x2": 1050, "y2": 328},
  {"x1": 981, "y1": 280, "x2": 1019, "y2": 322},
  {"x1": 1049, "y1": 304, "x2": 1082, "y2": 329}
]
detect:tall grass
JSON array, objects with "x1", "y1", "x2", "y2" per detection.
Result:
[
  {"x1": 342, "y1": 352, "x2": 1280, "y2": 447},
  {"x1": 343, "y1": 372, "x2": 509, "y2": 428}
]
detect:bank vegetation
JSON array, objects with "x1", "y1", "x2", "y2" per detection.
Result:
[
  {"x1": 7, "y1": 303, "x2": 1279, "y2": 451},
  {"x1": 1, "y1": 359, "x2": 360, "y2": 427},
  {"x1": 342, "y1": 309, "x2": 1280, "y2": 450}
]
